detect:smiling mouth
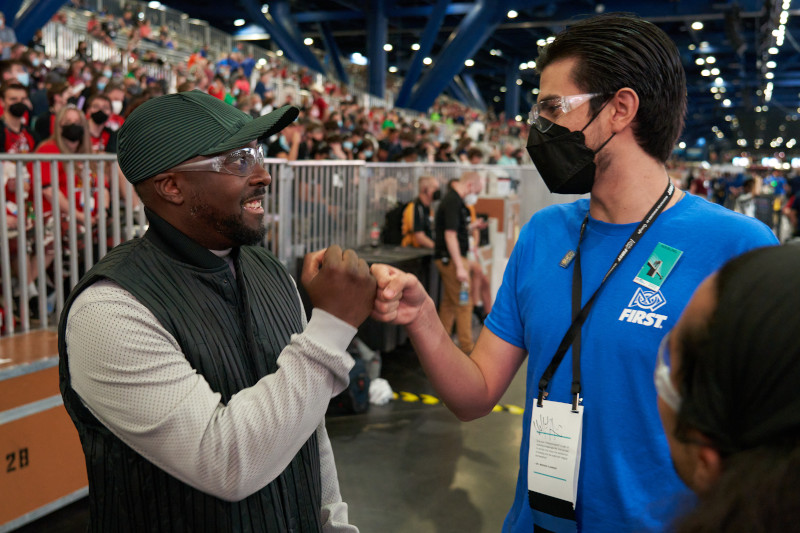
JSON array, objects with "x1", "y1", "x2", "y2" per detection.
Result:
[{"x1": 243, "y1": 198, "x2": 264, "y2": 211}]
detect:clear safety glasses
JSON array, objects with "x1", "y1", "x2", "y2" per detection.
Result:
[
  {"x1": 528, "y1": 93, "x2": 605, "y2": 133},
  {"x1": 171, "y1": 145, "x2": 266, "y2": 177},
  {"x1": 654, "y1": 332, "x2": 682, "y2": 411}
]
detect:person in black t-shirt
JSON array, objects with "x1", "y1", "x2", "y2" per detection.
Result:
[{"x1": 433, "y1": 171, "x2": 482, "y2": 353}]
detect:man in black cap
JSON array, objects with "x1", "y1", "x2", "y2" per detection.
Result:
[{"x1": 58, "y1": 90, "x2": 375, "y2": 531}]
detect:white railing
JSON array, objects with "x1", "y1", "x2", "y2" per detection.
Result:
[{"x1": 1, "y1": 154, "x2": 571, "y2": 337}]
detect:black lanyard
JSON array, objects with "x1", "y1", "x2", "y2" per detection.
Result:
[{"x1": 536, "y1": 181, "x2": 675, "y2": 411}]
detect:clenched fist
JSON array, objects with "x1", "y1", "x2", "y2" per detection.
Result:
[{"x1": 301, "y1": 245, "x2": 377, "y2": 327}]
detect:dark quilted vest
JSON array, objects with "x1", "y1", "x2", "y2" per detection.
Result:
[{"x1": 58, "y1": 209, "x2": 322, "y2": 532}]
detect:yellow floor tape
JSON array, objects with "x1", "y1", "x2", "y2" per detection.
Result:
[{"x1": 392, "y1": 391, "x2": 524, "y2": 415}]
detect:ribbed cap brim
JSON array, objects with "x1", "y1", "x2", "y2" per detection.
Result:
[{"x1": 117, "y1": 91, "x2": 298, "y2": 184}]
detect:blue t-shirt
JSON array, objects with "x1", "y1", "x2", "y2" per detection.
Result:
[{"x1": 486, "y1": 194, "x2": 778, "y2": 532}]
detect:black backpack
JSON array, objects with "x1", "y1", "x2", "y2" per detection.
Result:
[
  {"x1": 327, "y1": 357, "x2": 370, "y2": 416},
  {"x1": 381, "y1": 203, "x2": 405, "y2": 245}
]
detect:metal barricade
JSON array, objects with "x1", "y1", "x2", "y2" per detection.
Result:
[
  {"x1": 0, "y1": 152, "x2": 571, "y2": 337},
  {"x1": 277, "y1": 161, "x2": 365, "y2": 266},
  {"x1": 0, "y1": 153, "x2": 134, "y2": 336}
]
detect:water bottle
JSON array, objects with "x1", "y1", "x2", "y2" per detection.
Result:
[
  {"x1": 370, "y1": 221, "x2": 380, "y2": 247},
  {"x1": 459, "y1": 281, "x2": 469, "y2": 306}
]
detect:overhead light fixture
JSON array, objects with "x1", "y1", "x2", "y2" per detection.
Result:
[
  {"x1": 691, "y1": 21, "x2": 704, "y2": 30},
  {"x1": 519, "y1": 62, "x2": 528, "y2": 70},
  {"x1": 723, "y1": 99, "x2": 732, "y2": 107},
  {"x1": 679, "y1": 142, "x2": 686, "y2": 149},
  {"x1": 767, "y1": 60, "x2": 777, "y2": 68},
  {"x1": 515, "y1": 114, "x2": 522, "y2": 122},
  {"x1": 276, "y1": 50, "x2": 283, "y2": 56},
  {"x1": 261, "y1": 4, "x2": 269, "y2": 13},
  {"x1": 537, "y1": 39, "x2": 547, "y2": 47},
  {"x1": 465, "y1": 59, "x2": 474, "y2": 67},
  {"x1": 500, "y1": 86, "x2": 507, "y2": 93},
  {"x1": 769, "y1": 47, "x2": 779, "y2": 54},
  {"x1": 411, "y1": 43, "x2": 420, "y2": 51},
  {"x1": 527, "y1": 61, "x2": 536, "y2": 68},
  {"x1": 234, "y1": 19, "x2": 245, "y2": 26},
  {"x1": 516, "y1": 79, "x2": 523, "y2": 85},
  {"x1": 706, "y1": 56, "x2": 716, "y2": 64},
  {"x1": 493, "y1": 96, "x2": 501, "y2": 102},
  {"x1": 533, "y1": 88, "x2": 539, "y2": 94},
  {"x1": 383, "y1": 44, "x2": 393, "y2": 52},
  {"x1": 711, "y1": 68, "x2": 720, "y2": 75},
  {"x1": 701, "y1": 69, "x2": 710, "y2": 76},
  {"x1": 304, "y1": 37, "x2": 313, "y2": 45},
  {"x1": 507, "y1": 10, "x2": 518, "y2": 18},
  {"x1": 388, "y1": 66, "x2": 398, "y2": 73},
  {"x1": 695, "y1": 57, "x2": 705, "y2": 65},
  {"x1": 423, "y1": 57, "x2": 432, "y2": 65}
]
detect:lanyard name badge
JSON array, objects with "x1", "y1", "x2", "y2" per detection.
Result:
[{"x1": 527, "y1": 181, "x2": 675, "y2": 532}]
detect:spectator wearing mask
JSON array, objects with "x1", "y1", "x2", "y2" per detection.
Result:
[
  {"x1": 267, "y1": 121, "x2": 307, "y2": 161},
  {"x1": 103, "y1": 82, "x2": 126, "y2": 131},
  {"x1": 657, "y1": 245, "x2": 799, "y2": 532},
  {"x1": 34, "y1": 105, "x2": 101, "y2": 227},
  {"x1": 84, "y1": 94, "x2": 117, "y2": 154},
  {"x1": 1, "y1": 82, "x2": 34, "y2": 233},
  {"x1": 33, "y1": 82, "x2": 71, "y2": 145},
  {"x1": 0, "y1": 82, "x2": 33, "y2": 154}
]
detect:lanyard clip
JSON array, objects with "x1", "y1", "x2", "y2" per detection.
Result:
[{"x1": 571, "y1": 382, "x2": 581, "y2": 413}]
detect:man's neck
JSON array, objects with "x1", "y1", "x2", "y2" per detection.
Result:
[
  {"x1": 2, "y1": 115, "x2": 21, "y2": 133},
  {"x1": 88, "y1": 121, "x2": 104, "y2": 137},
  {"x1": 589, "y1": 151, "x2": 681, "y2": 224}
]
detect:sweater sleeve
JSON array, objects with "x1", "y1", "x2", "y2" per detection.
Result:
[{"x1": 65, "y1": 279, "x2": 357, "y2": 502}]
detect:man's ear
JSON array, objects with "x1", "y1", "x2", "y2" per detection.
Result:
[
  {"x1": 690, "y1": 432, "x2": 723, "y2": 493},
  {"x1": 607, "y1": 87, "x2": 639, "y2": 134},
  {"x1": 151, "y1": 172, "x2": 185, "y2": 206}
]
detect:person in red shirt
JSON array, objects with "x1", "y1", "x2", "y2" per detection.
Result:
[
  {"x1": 207, "y1": 74, "x2": 227, "y2": 101},
  {"x1": 1, "y1": 82, "x2": 35, "y2": 225},
  {"x1": 1, "y1": 81, "x2": 51, "y2": 308},
  {"x1": 33, "y1": 105, "x2": 102, "y2": 227}
]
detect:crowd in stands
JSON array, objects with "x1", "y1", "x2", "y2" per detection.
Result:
[{"x1": 1, "y1": 4, "x2": 800, "y2": 331}]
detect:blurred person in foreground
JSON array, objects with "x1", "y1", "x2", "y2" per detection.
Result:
[
  {"x1": 370, "y1": 14, "x2": 777, "y2": 532},
  {"x1": 657, "y1": 244, "x2": 800, "y2": 532},
  {"x1": 58, "y1": 91, "x2": 375, "y2": 531}
]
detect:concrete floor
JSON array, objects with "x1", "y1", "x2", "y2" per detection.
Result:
[{"x1": 15, "y1": 329, "x2": 527, "y2": 533}]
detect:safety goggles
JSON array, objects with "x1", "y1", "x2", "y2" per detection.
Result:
[
  {"x1": 170, "y1": 145, "x2": 266, "y2": 177},
  {"x1": 528, "y1": 93, "x2": 605, "y2": 133},
  {"x1": 654, "y1": 332, "x2": 682, "y2": 411}
]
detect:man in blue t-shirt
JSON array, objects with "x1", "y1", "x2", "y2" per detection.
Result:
[{"x1": 370, "y1": 14, "x2": 778, "y2": 533}]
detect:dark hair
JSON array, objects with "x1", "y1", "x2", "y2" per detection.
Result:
[
  {"x1": 86, "y1": 93, "x2": 112, "y2": 110},
  {"x1": 0, "y1": 81, "x2": 28, "y2": 99},
  {"x1": 675, "y1": 245, "x2": 800, "y2": 455},
  {"x1": 536, "y1": 13, "x2": 686, "y2": 162},
  {"x1": 466, "y1": 147, "x2": 483, "y2": 160},
  {"x1": 47, "y1": 82, "x2": 70, "y2": 106},
  {"x1": 674, "y1": 445, "x2": 800, "y2": 533}
]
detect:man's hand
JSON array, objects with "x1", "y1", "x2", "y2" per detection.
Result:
[
  {"x1": 301, "y1": 245, "x2": 376, "y2": 327},
  {"x1": 456, "y1": 265, "x2": 469, "y2": 284},
  {"x1": 370, "y1": 264, "x2": 429, "y2": 326}
]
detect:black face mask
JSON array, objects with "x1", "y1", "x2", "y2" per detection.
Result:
[
  {"x1": 8, "y1": 102, "x2": 29, "y2": 118},
  {"x1": 62, "y1": 124, "x2": 84, "y2": 142},
  {"x1": 525, "y1": 104, "x2": 615, "y2": 195},
  {"x1": 432, "y1": 189, "x2": 442, "y2": 201},
  {"x1": 90, "y1": 110, "x2": 109, "y2": 125}
]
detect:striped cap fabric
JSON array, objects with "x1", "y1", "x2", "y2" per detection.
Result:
[{"x1": 117, "y1": 90, "x2": 299, "y2": 184}]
